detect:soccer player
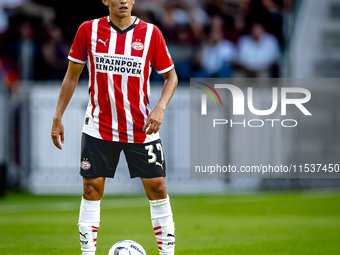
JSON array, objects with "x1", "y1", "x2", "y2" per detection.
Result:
[{"x1": 50, "y1": 0, "x2": 178, "y2": 254}]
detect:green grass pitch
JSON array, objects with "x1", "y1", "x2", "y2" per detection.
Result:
[{"x1": 0, "y1": 190, "x2": 340, "y2": 255}]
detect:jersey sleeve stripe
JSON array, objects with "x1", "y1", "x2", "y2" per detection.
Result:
[
  {"x1": 157, "y1": 64, "x2": 174, "y2": 74},
  {"x1": 68, "y1": 56, "x2": 87, "y2": 64}
]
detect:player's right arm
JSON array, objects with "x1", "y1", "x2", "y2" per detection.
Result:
[{"x1": 51, "y1": 61, "x2": 84, "y2": 150}]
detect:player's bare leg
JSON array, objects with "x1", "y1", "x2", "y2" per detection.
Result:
[
  {"x1": 83, "y1": 177, "x2": 105, "y2": 201},
  {"x1": 78, "y1": 177, "x2": 105, "y2": 255},
  {"x1": 142, "y1": 177, "x2": 175, "y2": 255},
  {"x1": 142, "y1": 177, "x2": 167, "y2": 200}
]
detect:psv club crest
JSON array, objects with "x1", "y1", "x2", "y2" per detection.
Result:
[
  {"x1": 132, "y1": 41, "x2": 144, "y2": 50},
  {"x1": 81, "y1": 160, "x2": 91, "y2": 170}
]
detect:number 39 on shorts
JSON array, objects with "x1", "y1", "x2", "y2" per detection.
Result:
[{"x1": 145, "y1": 143, "x2": 164, "y2": 163}]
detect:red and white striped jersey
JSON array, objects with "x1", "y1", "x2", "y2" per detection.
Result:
[{"x1": 68, "y1": 16, "x2": 174, "y2": 143}]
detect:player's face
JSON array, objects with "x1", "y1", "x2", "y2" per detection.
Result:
[{"x1": 102, "y1": 0, "x2": 135, "y2": 19}]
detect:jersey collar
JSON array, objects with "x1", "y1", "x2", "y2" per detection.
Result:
[{"x1": 107, "y1": 16, "x2": 139, "y2": 34}]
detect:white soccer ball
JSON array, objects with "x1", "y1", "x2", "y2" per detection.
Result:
[{"x1": 107, "y1": 240, "x2": 147, "y2": 255}]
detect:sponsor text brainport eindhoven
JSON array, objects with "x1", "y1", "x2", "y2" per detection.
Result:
[
  {"x1": 95, "y1": 55, "x2": 142, "y2": 75},
  {"x1": 199, "y1": 84, "x2": 312, "y2": 128}
]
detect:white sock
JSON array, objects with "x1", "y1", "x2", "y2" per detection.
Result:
[
  {"x1": 78, "y1": 197, "x2": 101, "y2": 255},
  {"x1": 149, "y1": 195, "x2": 175, "y2": 255}
]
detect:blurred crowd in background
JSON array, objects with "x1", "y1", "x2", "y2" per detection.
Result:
[{"x1": 0, "y1": 0, "x2": 293, "y2": 91}]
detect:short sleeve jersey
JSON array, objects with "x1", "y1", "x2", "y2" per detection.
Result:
[{"x1": 68, "y1": 16, "x2": 174, "y2": 143}]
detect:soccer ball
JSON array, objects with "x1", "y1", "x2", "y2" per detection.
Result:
[{"x1": 107, "y1": 240, "x2": 147, "y2": 255}]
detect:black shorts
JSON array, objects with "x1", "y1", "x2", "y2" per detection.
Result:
[{"x1": 80, "y1": 133, "x2": 166, "y2": 179}]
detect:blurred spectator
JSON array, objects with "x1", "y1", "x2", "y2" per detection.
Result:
[
  {"x1": 0, "y1": 0, "x2": 55, "y2": 34},
  {"x1": 205, "y1": 0, "x2": 251, "y2": 32},
  {"x1": 185, "y1": 0, "x2": 209, "y2": 42},
  {"x1": 0, "y1": 57, "x2": 19, "y2": 95},
  {"x1": 0, "y1": 0, "x2": 26, "y2": 53},
  {"x1": 248, "y1": 0, "x2": 284, "y2": 47},
  {"x1": 166, "y1": 25, "x2": 195, "y2": 80},
  {"x1": 0, "y1": 0, "x2": 56, "y2": 81},
  {"x1": 0, "y1": 0, "x2": 293, "y2": 81},
  {"x1": 225, "y1": 14, "x2": 247, "y2": 44},
  {"x1": 161, "y1": 2, "x2": 186, "y2": 42},
  {"x1": 161, "y1": 0, "x2": 208, "y2": 43},
  {"x1": 17, "y1": 22, "x2": 35, "y2": 80},
  {"x1": 199, "y1": 16, "x2": 237, "y2": 78},
  {"x1": 237, "y1": 23, "x2": 280, "y2": 77},
  {"x1": 0, "y1": 0, "x2": 26, "y2": 34},
  {"x1": 41, "y1": 25, "x2": 69, "y2": 80},
  {"x1": 6, "y1": 22, "x2": 37, "y2": 80},
  {"x1": 133, "y1": 0, "x2": 165, "y2": 25},
  {"x1": 38, "y1": 0, "x2": 108, "y2": 43}
]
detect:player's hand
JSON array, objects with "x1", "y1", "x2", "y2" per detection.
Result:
[
  {"x1": 143, "y1": 105, "x2": 165, "y2": 135},
  {"x1": 51, "y1": 117, "x2": 65, "y2": 150}
]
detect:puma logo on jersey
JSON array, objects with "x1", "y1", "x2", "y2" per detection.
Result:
[
  {"x1": 155, "y1": 162, "x2": 163, "y2": 169},
  {"x1": 98, "y1": 39, "x2": 108, "y2": 47}
]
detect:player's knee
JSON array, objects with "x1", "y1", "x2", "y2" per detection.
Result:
[
  {"x1": 83, "y1": 183, "x2": 101, "y2": 200},
  {"x1": 149, "y1": 181, "x2": 167, "y2": 199}
]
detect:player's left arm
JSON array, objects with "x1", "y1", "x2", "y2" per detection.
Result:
[{"x1": 143, "y1": 69, "x2": 178, "y2": 135}]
